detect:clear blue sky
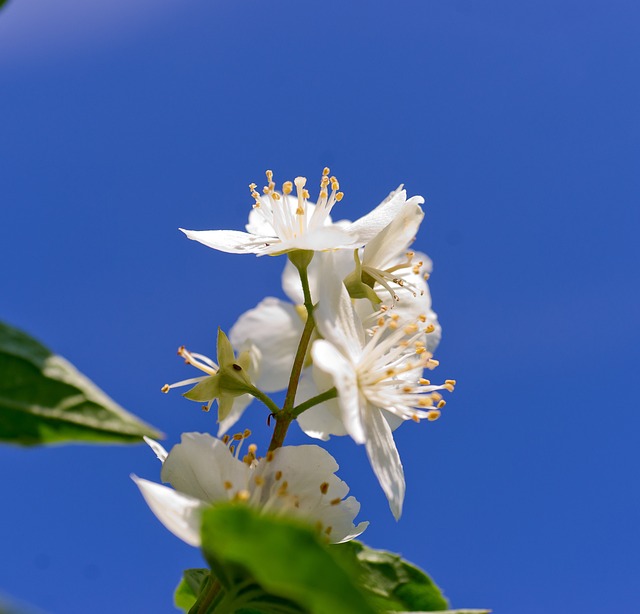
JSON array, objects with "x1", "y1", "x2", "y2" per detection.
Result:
[{"x1": 1, "y1": 1, "x2": 638, "y2": 612}]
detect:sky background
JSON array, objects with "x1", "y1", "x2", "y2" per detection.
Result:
[{"x1": 1, "y1": 0, "x2": 639, "y2": 612}]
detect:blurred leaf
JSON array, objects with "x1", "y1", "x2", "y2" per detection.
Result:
[
  {"x1": 335, "y1": 541, "x2": 449, "y2": 612},
  {"x1": 0, "y1": 0, "x2": 9, "y2": 12},
  {"x1": 393, "y1": 611, "x2": 491, "y2": 614},
  {"x1": 200, "y1": 504, "x2": 377, "y2": 614},
  {"x1": 0, "y1": 321, "x2": 162, "y2": 445},
  {"x1": 174, "y1": 569, "x2": 210, "y2": 612}
]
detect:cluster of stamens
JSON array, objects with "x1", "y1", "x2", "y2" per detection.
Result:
[
  {"x1": 248, "y1": 168, "x2": 344, "y2": 241},
  {"x1": 160, "y1": 346, "x2": 219, "y2": 411},
  {"x1": 359, "y1": 312, "x2": 455, "y2": 422},
  {"x1": 363, "y1": 250, "x2": 428, "y2": 303},
  {"x1": 213, "y1": 436, "x2": 341, "y2": 538}
]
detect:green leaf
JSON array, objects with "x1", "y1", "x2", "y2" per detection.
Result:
[
  {"x1": 174, "y1": 568, "x2": 210, "y2": 612},
  {"x1": 335, "y1": 541, "x2": 449, "y2": 612},
  {"x1": 200, "y1": 504, "x2": 377, "y2": 614},
  {"x1": 0, "y1": 321, "x2": 162, "y2": 446},
  {"x1": 0, "y1": 0, "x2": 9, "y2": 12},
  {"x1": 393, "y1": 611, "x2": 491, "y2": 614}
]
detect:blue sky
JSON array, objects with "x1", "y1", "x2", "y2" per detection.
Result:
[{"x1": 1, "y1": 0, "x2": 639, "y2": 612}]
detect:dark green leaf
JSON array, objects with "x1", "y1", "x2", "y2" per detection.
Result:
[
  {"x1": 0, "y1": 0, "x2": 9, "y2": 12},
  {"x1": 0, "y1": 321, "x2": 162, "y2": 445},
  {"x1": 174, "y1": 569, "x2": 210, "y2": 612},
  {"x1": 335, "y1": 541, "x2": 449, "y2": 612},
  {"x1": 200, "y1": 504, "x2": 377, "y2": 614}
]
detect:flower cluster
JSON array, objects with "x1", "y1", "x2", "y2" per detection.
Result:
[{"x1": 135, "y1": 168, "x2": 454, "y2": 545}]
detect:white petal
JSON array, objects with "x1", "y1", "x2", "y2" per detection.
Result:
[
  {"x1": 311, "y1": 340, "x2": 365, "y2": 443},
  {"x1": 362, "y1": 203, "x2": 424, "y2": 270},
  {"x1": 315, "y1": 254, "x2": 364, "y2": 361},
  {"x1": 347, "y1": 190, "x2": 423, "y2": 246},
  {"x1": 363, "y1": 405, "x2": 406, "y2": 520},
  {"x1": 260, "y1": 226, "x2": 356, "y2": 255},
  {"x1": 230, "y1": 297, "x2": 303, "y2": 392},
  {"x1": 180, "y1": 228, "x2": 273, "y2": 254},
  {"x1": 132, "y1": 475, "x2": 205, "y2": 547},
  {"x1": 246, "y1": 206, "x2": 276, "y2": 236},
  {"x1": 296, "y1": 372, "x2": 348, "y2": 440},
  {"x1": 281, "y1": 250, "x2": 353, "y2": 306},
  {"x1": 143, "y1": 436, "x2": 168, "y2": 463},
  {"x1": 160, "y1": 433, "x2": 250, "y2": 502}
]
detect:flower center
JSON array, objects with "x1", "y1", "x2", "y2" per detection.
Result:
[{"x1": 249, "y1": 168, "x2": 344, "y2": 241}]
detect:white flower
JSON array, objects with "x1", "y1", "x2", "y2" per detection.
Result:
[
  {"x1": 180, "y1": 169, "x2": 418, "y2": 256},
  {"x1": 300, "y1": 257, "x2": 454, "y2": 519},
  {"x1": 132, "y1": 433, "x2": 368, "y2": 546}
]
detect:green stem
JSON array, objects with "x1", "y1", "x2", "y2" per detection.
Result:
[
  {"x1": 292, "y1": 387, "x2": 337, "y2": 417},
  {"x1": 268, "y1": 253, "x2": 316, "y2": 451},
  {"x1": 245, "y1": 386, "x2": 281, "y2": 416}
]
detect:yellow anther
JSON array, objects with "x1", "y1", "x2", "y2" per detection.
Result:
[
  {"x1": 416, "y1": 347, "x2": 426, "y2": 355},
  {"x1": 404, "y1": 323, "x2": 419, "y2": 334},
  {"x1": 254, "y1": 475, "x2": 265, "y2": 486},
  {"x1": 161, "y1": 384, "x2": 170, "y2": 393},
  {"x1": 425, "y1": 324, "x2": 435, "y2": 333},
  {"x1": 277, "y1": 480, "x2": 289, "y2": 495},
  {"x1": 323, "y1": 167, "x2": 330, "y2": 176},
  {"x1": 412, "y1": 264, "x2": 422, "y2": 274},
  {"x1": 248, "y1": 443, "x2": 258, "y2": 454},
  {"x1": 377, "y1": 317, "x2": 386, "y2": 327},
  {"x1": 437, "y1": 399, "x2": 447, "y2": 409},
  {"x1": 418, "y1": 398, "x2": 431, "y2": 407},
  {"x1": 406, "y1": 250, "x2": 415, "y2": 259},
  {"x1": 232, "y1": 432, "x2": 244, "y2": 441},
  {"x1": 325, "y1": 526, "x2": 333, "y2": 535},
  {"x1": 296, "y1": 207, "x2": 304, "y2": 215},
  {"x1": 443, "y1": 382, "x2": 455, "y2": 392},
  {"x1": 222, "y1": 434, "x2": 230, "y2": 444},
  {"x1": 335, "y1": 191, "x2": 344, "y2": 201},
  {"x1": 319, "y1": 189, "x2": 328, "y2": 200},
  {"x1": 275, "y1": 470, "x2": 282, "y2": 480},
  {"x1": 265, "y1": 451, "x2": 274, "y2": 462},
  {"x1": 386, "y1": 368, "x2": 396, "y2": 377},
  {"x1": 243, "y1": 429, "x2": 251, "y2": 438},
  {"x1": 265, "y1": 170, "x2": 273, "y2": 182},
  {"x1": 272, "y1": 192, "x2": 281, "y2": 200},
  {"x1": 419, "y1": 378, "x2": 431, "y2": 385},
  {"x1": 320, "y1": 482, "x2": 329, "y2": 494},
  {"x1": 223, "y1": 481, "x2": 233, "y2": 490},
  {"x1": 424, "y1": 272, "x2": 431, "y2": 280},
  {"x1": 302, "y1": 189, "x2": 310, "y2": 199},
  {"x1": 236, "y1": 489, "x2": 250, "y2": 502},
  {"x1": 403, "y1": 385, "x2": 413, "y2": 393},
  {"x1": 283, "y1": 181, "x2": 293, "y2": 194},
  {"x1": 427, "y1": 410, "x2": 441, "y2": 421},
  {"x1": 249, "y1": 182, "x2": 257, "y2": 190},
  {"x1": 321, "y1": 175, "x2": 329, "y2": 187},
  {"x1": 428, "y1": 358, "x2": 440, "y2": 368},
  {"x1": 431, "y1": 392, "x2": 443, "y2": 402},
  {"x1": 330, "y1": 497, "x2": 341, "y2": 506},
  {"x1": 418, "y1": 314, "x2": 427, "y2": 322},
  {"x1": 445, "y1": 379, "x2": 457, "y2": 386},
  {"x1": 411, "y1": 414, "x2": 420, "y2": 422},
  {"x1": 201, "y1": 404, "x2": 210, "y2": 412},
  {"x1": 262, "y1": 186, "x2": 270, "y2": 194}
]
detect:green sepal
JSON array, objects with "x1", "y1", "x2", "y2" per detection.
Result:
[
  {"x1": 183, "y1": 377, "x2": 220, "y2": 402},
  {"x1": 344, "y1": 250, "x2": 382, "y2": 305},
  {"x1": 216, "y1": 328, "x2": 236, "y2": 367},
  {"x1": 287, "y1": 249, "x2": 314, "y2": 271}
]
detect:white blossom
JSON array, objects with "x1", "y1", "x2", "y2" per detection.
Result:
[
  {"x1": 132, "y1": 433, "x2": 368, "y2": 546},
  {"x1": 180, "y1": 169, "x2": 418, "y2": 256},
  {"x1": 299, "y1": 257, "x2": 454, "y2": 519}
]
